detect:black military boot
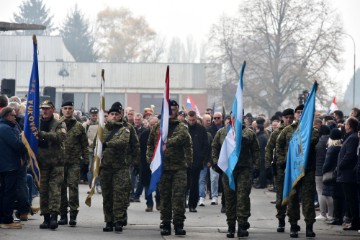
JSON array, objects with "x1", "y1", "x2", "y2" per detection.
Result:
[
  {"x1": 39, "y1": 214, "x2": 50, "y2": 229},
  {"x1": 306, "y1": 224, "x2": 316, "y2": 238},
  {"x1": 103, "y1": 222, "x2": 113, "y2": 232},
  {"x1": 114, "y1": 221, "x2": 123, "y2": 233},
  {"x1": 174, "y1": 223, "x2": 186, "y2": 235},
  {"x1": 226, "y1": 224, "x2": 235, "y2": 238},
  {"x1": 69, "y1": 211, "x2": 77, "y2": 227},
  {"x1": 123, "y1": 211, "x2": 128, "y2": 226},
  {"x1": 277, "y1": 218, "x2": 285, "y2": 232},
  {"x1": 290, "y1": 224, "x2": 299, "y2": 238},
  {"x1": 49, "y1": 214, "x2": 58, "y2": 230},
  {"x1": 58, "y1": 213, "x2": 68, "y2": 225},
  {"x1": 237, "y1": 224, "x2": 249, "y2": 238},
  {"x1": 160, "y1": 223, "x2": 171, "y2": 236}
]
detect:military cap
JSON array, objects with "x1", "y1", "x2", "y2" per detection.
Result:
[
  {"x1": 179, "y1": 111, "x2": 187, "y2": 117},
  {"x1": 61, "y1": 101, "x2": 74, "y2": 107},
  {"x1": 295, "y1": 104, "x2": 304, "y2": 112},
  {"x1": 169, "y1": 99, "x2": 179, "y2": 108},
  {"x1": 108, "y1": 102, "x2": 123, "y2": 114},
  {"x1": 89, "y1": 107, "x2": 99, "y2": 114},
  {"x1": 281, "y1": 108, "x2": 294, "y2": 116},
  {"x1": 40, "y1": 100, "x2": 55, "y2": 108}
]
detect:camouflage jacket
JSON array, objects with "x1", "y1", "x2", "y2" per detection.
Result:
[
  {"x1": 101, "y1": 120, "x2": 140, "y2": 169},
  {"x1": 212, "y1": 126, "x2": 260, "y2": 170},
  {"x1": 265, "y1": 123, "x2": 286, "y2": 168},
  {"x1": 38, "y1": 116, "x2": 66, "y2": 168},
  {"x1": 147, "y1": 119, "x2": 193, "y2": 171},
  {"x1": 61, "y1": 116, "x2": 89, "y2": 165},
  {"x1": 276, "y1": 122, "x2": 319, "y2": 170}
]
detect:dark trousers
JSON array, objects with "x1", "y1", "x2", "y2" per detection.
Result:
[
  {"x1": 188, "y1": 168, "x2": 201, "y2": 209},
  {"x1": 342, "y1": 183, "x2": 359, "y2": 226},
  {"x1": 16, "y1": 165, "x2": 30, "y2": 214},
  {"x1": 0, "y1": 170, "x2": 18, "y2": 224}
]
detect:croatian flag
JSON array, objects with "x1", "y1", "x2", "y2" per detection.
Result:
[
  {"x1": 328, "y1": 97, "x2": 338, "y2": 114},
  {"x1": 218, "y1": 61, "x2": 246, "y2": 190},
  {"x1": 186, "y1": 96, "x2": 201, "y2": 116},
  {"x1": 148, "y1": 66, "x2": 170, "y2": 195}
]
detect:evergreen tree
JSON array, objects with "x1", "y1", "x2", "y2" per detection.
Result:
[
  {"x1": 59, "y1": 5, "x2": 96, "y2": 62},
  {"x1": 13, "y1": 0, "x2": 54, "y2": 36}
]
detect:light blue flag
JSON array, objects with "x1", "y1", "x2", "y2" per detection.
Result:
[
  {"x1": 22, "y1": 35, "x2": 40, "y2": 188},
  {"x1": 218, "y1": 61, "x2": 246, "y2": 190},
  {"x1": 282, "y1": 82, "x2": 318, "y2": 204}
]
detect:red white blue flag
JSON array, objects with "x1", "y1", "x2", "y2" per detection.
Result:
[
  {"x1": 148, "y1": 66, "x2": 170, "y2": 194},
  {"x1": 186, "y1": 96, "x2": 201, "y2": 116}
]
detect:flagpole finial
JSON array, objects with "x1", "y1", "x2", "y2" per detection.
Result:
[
  {"x1": 101, "y1": 69, "x2": 105, "y2": 79},
  {"x1": 314, "y1": 81, "x2": 318, "y2": 91},
  {"x1": 32, "y1": 35, "x2": 37, "y2": 45}
]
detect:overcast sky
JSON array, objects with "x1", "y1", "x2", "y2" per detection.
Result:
[{"x1": 1, "y1": 0, "x2": 359, "y2": 94}]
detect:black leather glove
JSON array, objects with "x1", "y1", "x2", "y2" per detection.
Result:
[
  {"x1": 252, "y1": 169, "x2": 259, "y2": 179},
  {"x1": 102, "y1": 142, "x2": 108, "y2": 150},
  {"x1": 266, "y1": 167, "x2": 273, "y2": 179},
  {"x1": 212, "y1": 163, "x2": 223, "y2": 174},
  {"x1": 271, "y1": 161, "x2": 277, "y2": 176},
  {"x1": 133, "y1": 167, "x2": 140, "y2": 176}
]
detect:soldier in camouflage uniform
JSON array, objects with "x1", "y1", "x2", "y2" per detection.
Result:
[
  {"x1": 265, "y1": 108, "x2": 294, "y2": 232},
  {"x1": 38, "y1": 100, "x2": 66, "y2": 230},
  {"x1": 58, "y1": 101, "x2": 88, "y2": 226},
  {"x1": 212, "y1": 117, "x2": 260, "y2": 238},
  {"x1": 100, "y1": 102, "x2": 140, "y2": 233},
  {"x1": 276, "y1": 104, "x2": 319, "y2": 238},
  {"x1": 147, "y1": 100, "x2": 193, "y2": 236}
]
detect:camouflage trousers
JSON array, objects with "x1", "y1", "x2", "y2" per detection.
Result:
[
  {"x1": 222, "y1": 168, "x2": 252, "y2": 226},
  {"x1": 275, "y1": 167, "x2": 290, "y2": 220},
  {"x1": 287, "y1": 170, "x2": 316, "y2": 225},
  {"x1": 39, "y1": 166, "x2": 64, "y2": 215},
  {"x1": 60, "y1": 163, "x2": 80, "y2": 214},
  {"x1": 100, "y1": 167, "x2": 131, "y2": 223},
  {"x1": 159, "y1": 170, "x2": 187, "y2": 225}
]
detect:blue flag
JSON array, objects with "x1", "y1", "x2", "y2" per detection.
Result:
[
  {"x1": 22, "y1": 35, "x2": 40, "y2": 188},
  {"x1": 282, "y1": 82, "x2": 317, "y2": 204},
  {"x1": 218, "y1": 61, "x2": 246, "y2": 190}
]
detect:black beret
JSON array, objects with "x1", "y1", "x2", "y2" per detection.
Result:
[
  {"x1": 108, "y1": 102, "x2": 122, "y2": 114},
  {"x1": 89, "y1": 107, "x2": 99, "y2": 114},
  {"x1": 329, "y1": 128, "x2": 341, "y2": 140},
  {"x1": 170, "y1": 99, "x2": 179, "y2": 107},
  {"x1": 271, "y1": 115, "x2": 281, "y2": 121},
  {"x1": 282, "y1": 108, "x2": 294, "y2": 116},
  {"x1": 61, "y1": 101, "x2": 74, "y2": 107},
  {"x1": 295, "y1": 104, "x2": 304, "y2": 112}
]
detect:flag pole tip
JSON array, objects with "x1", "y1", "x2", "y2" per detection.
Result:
[{"x1": 32, "y1": 35, "x2": 37, "y2": 44}]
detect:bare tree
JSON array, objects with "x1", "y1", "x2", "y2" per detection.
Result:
[
  {"x1": 183, "y1": 35, "x2": 198, "y2": 62},
  {"x1": 95, "y1": 7, "x2": 157, "y2": 62},
  {"x1": 167, "y1": 37, "x2": 184, "y2": 63},
  {"x1": 208, "y1": 0, "x2": 343, "y2": 115}
]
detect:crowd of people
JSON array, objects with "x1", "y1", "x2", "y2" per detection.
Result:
[{"x1": 0, "y1": 93, "x2": 360, "y2": 238}]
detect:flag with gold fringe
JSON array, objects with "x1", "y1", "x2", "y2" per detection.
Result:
[
  {"x1": 22, "y1": 35, "x2": 40, "y2": 188},
  {"x1": 282, "y1": 82, "x2": 317, "y2": 205},
  {"x1": 85, "y1": 69, "x2": 105, "y2": 207}
]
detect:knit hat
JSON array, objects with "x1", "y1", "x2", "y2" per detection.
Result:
[
  {"x1": 108, "y1": 102, "x2": 123, "y2": 114},
  {"x1": 329, "y1": 128, "x2": 342, "y2": 140},
  {"x1": 319, "y1": 125, "x2": 330, "y2": 136}
]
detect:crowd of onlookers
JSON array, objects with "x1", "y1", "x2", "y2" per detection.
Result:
[{"x1": 1, "y1": 92, "x2": 360, "y2": 233}]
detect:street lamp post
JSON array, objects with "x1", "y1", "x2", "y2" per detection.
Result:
[{"x1": 342, "y1": 32, "x2": 356, "y2": 107}]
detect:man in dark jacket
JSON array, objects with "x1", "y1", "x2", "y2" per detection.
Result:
[
  {"x1": 187, "y1": 110, "x2": 209, "y2": 212},
  {"x1": 337, "y1": 117, "x2": 359, "y2": 231},
  {"x1": 0, "y1": 107, "x2": 26, "y2": 229}
]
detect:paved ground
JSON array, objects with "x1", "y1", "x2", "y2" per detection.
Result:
[{"x1": 1, "y1": 184, "x2": 359, "y2": 239}]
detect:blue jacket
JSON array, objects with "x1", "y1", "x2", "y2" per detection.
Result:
[
  {"x1": 336, "y1": 131, "x2": 359, "y2": 183},
  {"x1": 0, "y1": 119, "x2": 26, "y2": 172}
]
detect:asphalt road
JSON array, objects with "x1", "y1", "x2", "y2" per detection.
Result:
[{"x1": 1, "y1": 184, "x2": 359, "y2": 239}]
